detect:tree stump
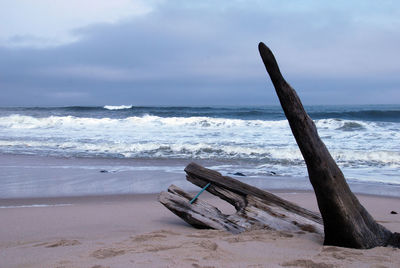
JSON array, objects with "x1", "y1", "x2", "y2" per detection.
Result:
[{"x1": 258, "y1": 42, "x2": 399, "y2": 248}]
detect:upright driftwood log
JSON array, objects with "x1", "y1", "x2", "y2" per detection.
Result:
[
  {"x1": 258, "y1": 42, "x2": 400, "y2": 248},
  {"x1": 159, "y1": 163, "x2": 323, "y2": 235}
]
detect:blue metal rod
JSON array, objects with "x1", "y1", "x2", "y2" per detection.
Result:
[{"x1": 189, "y1": 182, "x2": 211, "y2": 204}]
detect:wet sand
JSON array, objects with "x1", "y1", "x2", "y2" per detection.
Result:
[{"x1": 1, "y1": 154, "x2": 399, "y2": 200}]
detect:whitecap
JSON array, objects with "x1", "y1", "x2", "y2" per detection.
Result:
[{"x1": 103, "y1": 105, "x2": 132, "y2": 110}]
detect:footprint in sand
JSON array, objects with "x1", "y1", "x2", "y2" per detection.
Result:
[
  {"x1": 281, "y1": 259, "x2": 334, "y2": 268},
  {"x1": 322, "y1": 246, "x2": 363, "y2": 255},
  {"x1": 139, "y1": 244, "x2": 182, "y2": 253},
  {"x1": 34, "y1": 239, "x2": 81, "y2": 248},
  {"x1": 222, "y1": 230, "x2": 293, "y2": 243},
  {"x1": 321, "y1": 246, "x2": 364, "y2": 261},
  {"x1": 192, "y1": 264, "x2": 216, "y2": 268},
  {"x1": 131, "y1": 233, "x2": 167, "y2": 242},
  {"x1": 131, "y1": 229, "x2": 180, "y2": 242},
  {"x1": 91, "y1": 248, "x2": 126, "y2": 259},
  {"x1": 194, "y1": 240, "x2": 218, "y2": 251}
]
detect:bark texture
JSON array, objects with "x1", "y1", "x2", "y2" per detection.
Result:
[{"x1": 258, "y1": 42, "x2": 400, "y2": 248}]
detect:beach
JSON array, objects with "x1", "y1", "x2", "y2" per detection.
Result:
[
  {"x1": 1, "y1": 189, "x2": 399, "y2": 267},
  {"x1": 3, "y1": 0, "x2": 400, "y2": 265},
  {"x1": 0, "y1": 105, "x2": 399, "y2": 267},
  {"x1": 0, "y1": 155, "x2": 399, "y2": 268}
]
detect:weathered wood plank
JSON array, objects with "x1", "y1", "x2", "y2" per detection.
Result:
[
  {"x1": 185, "y1": 162, "x2": 322, "y2": 224},
  {"x1": 159, "y1": 184, "x2": 247, "y2": 234},
  {"x1": 159, "y1": 164, "x2": 323, "y2": 235}
]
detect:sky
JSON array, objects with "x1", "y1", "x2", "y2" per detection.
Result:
[{"x1": 0, "y1": 0, "x2": 399, "y2": 106}]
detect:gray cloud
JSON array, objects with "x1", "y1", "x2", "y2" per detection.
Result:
[{"x1": 0, "y1": 1, "x2": 399, "y2": 106}]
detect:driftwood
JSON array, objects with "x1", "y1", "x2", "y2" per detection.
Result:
[
  {"x1": 159, "y1": 163, "x2": 323, "y2": 235},
  {"x1": 258, "y1": 42, "x2": 399, "y2": 248}
]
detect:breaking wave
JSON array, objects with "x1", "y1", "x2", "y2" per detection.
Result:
[
  {"x1": 0, "y1": 114, "x2": 399, "y2": 163},
  {"x1": 1, "y1": 105, "x2": 399, "y2": 184},
  {"x1": 103, "y1": 105, "x2": 133, "y2": 110}
]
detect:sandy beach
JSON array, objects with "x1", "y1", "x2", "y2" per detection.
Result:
[
  {"x1": 2, "y1": 0, "x2": 400, "y2": 266},
  {"x1": 1, "y1": 191, "x2": 399, "y2": 268},
  {"x1": 0, "y1": 113, "x2": 399, "y2": 267}
]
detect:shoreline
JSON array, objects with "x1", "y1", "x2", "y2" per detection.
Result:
[
  {"x1": 1, "y1": 153, "x2": 400, "y2": 199},
  {"x1": 2, "y1": 188, "x2": 400, "y2": 207},
  {"x1": 1, "y1": 153, "x2": 400, "y2": 266}
]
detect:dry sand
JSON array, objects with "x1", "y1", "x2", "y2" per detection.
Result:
[{"x1": 1, "y1": 191, "x2": 399, "y2": 268}]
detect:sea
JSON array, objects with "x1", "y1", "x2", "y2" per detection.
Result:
[{"x1": 0, "y1": 105, "x2": 399, "y2": 198}]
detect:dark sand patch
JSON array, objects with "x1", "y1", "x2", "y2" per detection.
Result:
[
  {"x1": 34, "y1": 239, "x2": 81, "y2": 248},
  {"x1": 281, "y1": 259, "x2": 335, "y2": 268},
  {"x1": 91, "y1": 248, "x2": 126, "y2": 259}
]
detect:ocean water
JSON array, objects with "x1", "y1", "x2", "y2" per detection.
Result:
[{"x1": 0, "y1": 105, "x2": 399, "y2": 198}]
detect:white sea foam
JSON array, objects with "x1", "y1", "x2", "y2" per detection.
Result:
[
  {"x1": 0, "y1": 114, "x2": 399, "y2": 185},
  {"x1": 104, "y1": 105, "x2": 132, "y2": 110}
]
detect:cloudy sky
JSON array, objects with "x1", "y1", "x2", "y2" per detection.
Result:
[{"x1": 1, "y1": 0, "x2": 399, "y2": 106}]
